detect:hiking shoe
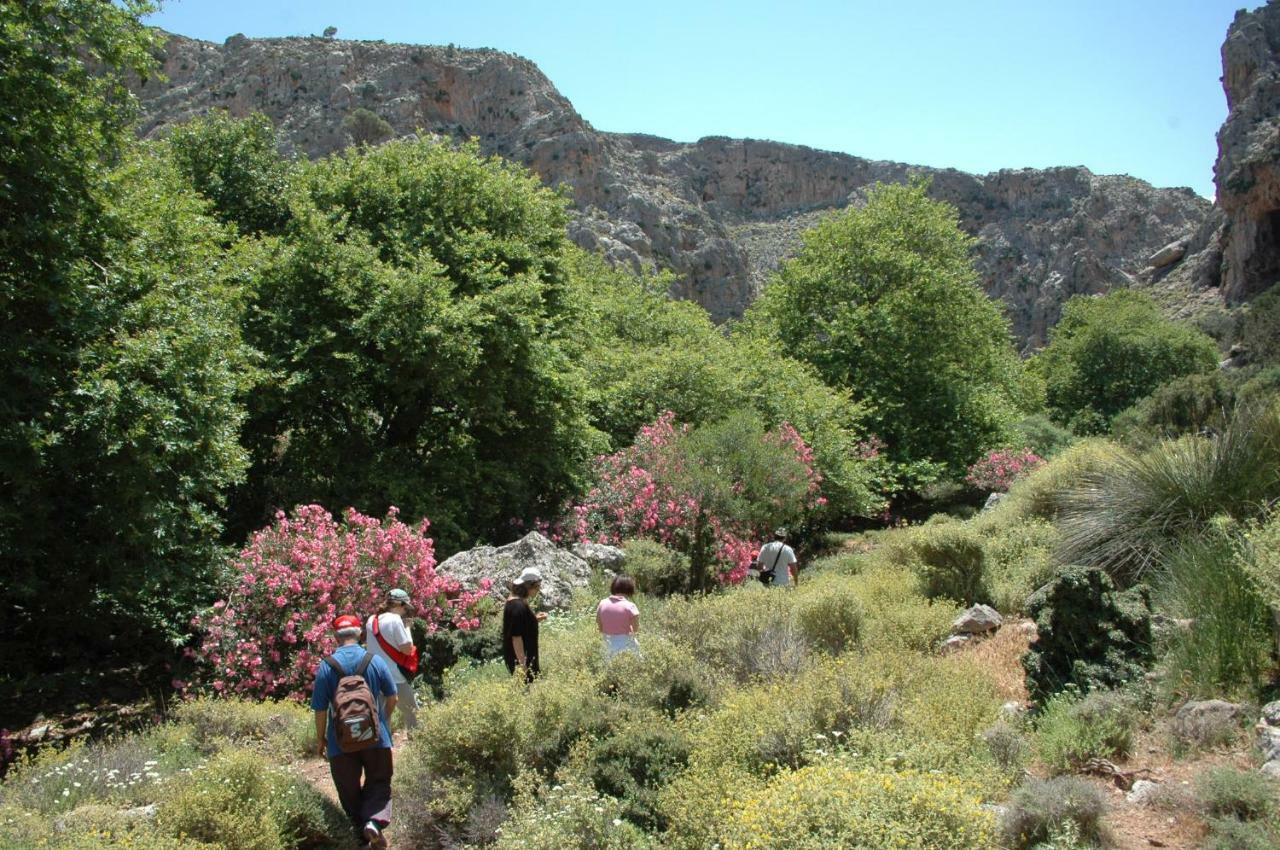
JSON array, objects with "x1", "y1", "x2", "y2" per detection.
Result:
[{"x1": 363, "y1": 821, "x2": 388, "y2": 849}]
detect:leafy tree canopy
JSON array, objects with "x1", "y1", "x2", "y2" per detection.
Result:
[
  {"x1": 745, "y1": 179, "x2": 1033, "y2": 477},
  {"x1": 1032, "y1": 289, "x2": 1219, "y2": 434},
  {"x1": 568, "y1": 251, "x2": 884, "y2": 517},
  {"x1": 228, "y1": 137, "x2": 599, "y2": 550}
]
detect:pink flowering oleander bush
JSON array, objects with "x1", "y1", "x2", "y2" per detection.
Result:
[
  {"x1": 556, "y1": 411, "x2": 824, "y2": 587},
  {"x1": 965, "y1": 449, "x2": 1046, "y2": 493},
  {"x1": 191, "y1": 505, "x2": 488, "y2": 700}
]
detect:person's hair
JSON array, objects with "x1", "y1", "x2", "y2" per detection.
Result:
[
  {"x1": 510, "y1": 579, "x2": 539, "y2": 598},
  {"x1": 610, "y1": 575, "x2": 636, "y2": 596},
  {"x1": 335, "y1": 626, "x2": 361, "y2": 639}
]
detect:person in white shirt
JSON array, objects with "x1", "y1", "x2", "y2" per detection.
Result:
[
  {"x1": 365, "y1": 588, "x2": 419, "y2": 731},
  {"x1": 755, "y1": 528, "x2": 798, "y2": 587}
]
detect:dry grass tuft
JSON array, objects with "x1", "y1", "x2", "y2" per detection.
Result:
[{"x1": 948, "y1": 619, "x2": 1033, "y2": 703}]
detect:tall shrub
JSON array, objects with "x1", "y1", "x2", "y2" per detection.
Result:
[
  {"x1": 561, "y1": 411, "x2": 823, "y2": 588},
  {"x1": 191, "y1": 505, "x2": 487, "y2": 700}
]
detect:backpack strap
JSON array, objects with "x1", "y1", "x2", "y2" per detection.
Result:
[
  {"x1": 324, "y1": 655, "x2": 346, "y2": 677},
  {"x1": 355, "y1": 651, "x2": 374, "y2": 678}
]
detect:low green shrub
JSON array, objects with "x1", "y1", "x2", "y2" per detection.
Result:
[
  {"x1": 1000, "y1": 775, "x2": 1107, "y2": 849},
  {"x1": 974, "y1": 513, "x2": 1059, "y2": 614},
  {"x1": 1237, "y1": 365, "x2": 1280, "y2": 408},
  {"x1": 172, "y1": 697, "x2": 312, "y2": 758},
  {"x1": 1242, "y1": 509, "x2": 1280, "y2": 656},
  {"x1": 622, "y1": 539, "x2": 690, "y2": 597},
  {"x1": 987, "y1": 438, "x2": 1123, "y2": 525},
  {"x1": 1235, "y1": 285, "x2": 1280, "y2": 366},
  {"x1": 1023, "y1": 566, "x2": 1152, "y2": 702},
  {"x1": 901, "y1": 518, "x2": 990, "y2": 605},
  {"x1": 852, "y1": 565, "x2": 958, "y2": 652},
  {"x1": 491, "y1": 772, "x2": 652, "y2": 850},
  {"x1": 1035, "y1": 690, "x2": 1136, "y2": 773},
  {"x1": 578, "y1": 712, "x2": 691, "y2": 831},
  {"x1": 1203, "y1": 816, "x2": 1279, "y2": 850},
  {"x1": 981, "y1": 721, "x2": 1030, "y2": 775},
  {"x1": 793, "y1": 579, "x2": 864, "y2": 653},
  {"x1": 1110, "y1": 371, "x2": 1235, "y2": 449},
  {"x1": 155, "y1": 747, "x2": 345, "y2": 850},
  {"x1": 653, "y1": 587, "x2": 810, "y2": 683},
  {"x1": 1196, "y1": 766, "x2": 1277, "y2": 821},
  {"x1": 0, "y1": 726, "x2": 202, "y2": 814},
  {"x1": 595, "y1": 636, "x2": 711, "y2": 715},
  {"x1": 717, "y1": 760, "x2": 996, "y2": 850},
  {"x1": 1014, "y1": 414, "x2": 1077, "y2": 459}
]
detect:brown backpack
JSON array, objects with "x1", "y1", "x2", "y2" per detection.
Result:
[{"x1": 324, "y1": 652, "x2": 382, "y2": 753}]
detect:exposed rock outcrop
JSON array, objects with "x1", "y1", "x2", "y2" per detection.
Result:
[
  {"x1": 135, "y1": 31, "x2": 1213, "y2": 348},
  {"x1": 1216, "y1": 0, "x2": 1280, "y2": 302},
  {"x1": 435, "y1": 532, "x2": 591, "y2": 611}
]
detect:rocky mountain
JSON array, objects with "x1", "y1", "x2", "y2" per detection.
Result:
[{"x1": 135, "y1": 17, "x2": 1274, "y2": 349}]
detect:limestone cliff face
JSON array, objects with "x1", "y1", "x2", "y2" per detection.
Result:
[
  {"x1": 136, "y1": 31, "x2": 1213, "y2": 348},
  {"x1": 1215, "y1": 0, "x2": 1280, "y2": 302}
]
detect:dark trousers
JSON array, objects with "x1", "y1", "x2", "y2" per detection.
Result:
[{"x1": 329, "y1": 746, "x2": 393, "y2": 838}]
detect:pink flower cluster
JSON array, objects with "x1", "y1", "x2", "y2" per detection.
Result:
[
  {"x1": 965, "y1": 448, "x2": 1045, "y2": 493},
  {"x1": 190, "y1": 505, "x2": 488, "y2": 700},
  {"x1": 556, "y1": 412, "x2": 823, "y2": 584}
]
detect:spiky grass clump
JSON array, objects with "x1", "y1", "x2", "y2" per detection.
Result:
[{"x1": 1057, "y1": 402, "x2": 1280, "y2": 584}]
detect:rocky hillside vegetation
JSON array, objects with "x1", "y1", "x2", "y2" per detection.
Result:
[{"x1": 134, "y1": 30, "x2": 1223, "y2": 349}]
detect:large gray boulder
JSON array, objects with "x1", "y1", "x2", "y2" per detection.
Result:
[
  {"x1": 1171, "y1": 699, "x2": 1247, "y2": 744},
  {"x1": 952, "y1": 604, "x2": 1004, "y2": 635},
  {"x1": 436, "y1": 532, "x2": 592, "y2": 611},
  {"x1": 570, "y1": 541, "x2": 626, "y2": 574}
]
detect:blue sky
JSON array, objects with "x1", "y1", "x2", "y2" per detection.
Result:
[{"x1": 146, "y1": 1, "x2": 1249, "y2": 198}]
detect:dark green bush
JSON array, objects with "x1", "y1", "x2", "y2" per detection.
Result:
[
  {"x1": 622, "y1": 539, "x2": 690, "y2": 597},
  {"x1": 1111, "y1": 371, "x2": 1235, "y2": 449},
  {"x1": 1023, "y1": 566, "x2": 1153, "y2": 702},
  {"x1": 583, "y1": 715, "x2": 691, "y2": 830}
]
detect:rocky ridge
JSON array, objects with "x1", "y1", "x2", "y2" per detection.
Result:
[{"x1": 136, "y1": 27, "x2": 1262, "y2": 348}]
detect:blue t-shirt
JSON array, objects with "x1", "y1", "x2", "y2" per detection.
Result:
[{"x1": 310, "y1": 643, "x2": 398, "y2": 757}]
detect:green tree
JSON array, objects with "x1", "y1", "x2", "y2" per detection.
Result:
[
  {"x1": 568, "y1": 251, "x2": 884, "y2": 517},
  {"x1": 235, "y1": 138, "x2": 597, "y2": 549},
  {"x1": 1032, "y1": 290, "x2": 1219, "y2": 433},
  {"x1": 8, "y1": 146, "x2": 256, "y2": 657},
  {"x1": 343, "y1": 107, "x2": 394, "y2": 147},
  {"x1": 746, "y1": 179, "x2": 1031, "y2": 476},
  {"x1": 1, "y1": 0, "x2": 158, "y2": 564},
  {"x1": 163, "y1": 111, "x2": 293, "y2": 235},
  {"x1": 0, "y1": 3, "x2": 252, "y2": 657}
]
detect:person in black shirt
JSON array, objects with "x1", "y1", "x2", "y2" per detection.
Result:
[{"x1": 502, "y1": 566, "x2": 546, "y2": 681}]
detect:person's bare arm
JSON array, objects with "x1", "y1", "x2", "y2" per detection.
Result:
[
  {"x1": 512, "y1": 635, "x2": 527, "y2": 669},
  {"x1": 314, "y1": 710, "x2": 327, "y2": 757},
  {"x1": 789, "y1": 563, "x2": 798, "y2": 586}
]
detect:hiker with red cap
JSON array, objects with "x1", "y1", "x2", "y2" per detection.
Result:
[
  {"x1": 311, "y1": 614, "x2": 398, "y2": 849},
  {"x1": 365, "y1": 588, "x2": 420, "y2": 731}
]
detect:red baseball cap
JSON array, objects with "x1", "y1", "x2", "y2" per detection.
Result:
[{"x1": 332, "y1": 614, "x2": 361, "y2": 630}]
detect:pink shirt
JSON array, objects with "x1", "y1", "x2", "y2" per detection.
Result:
[{"x1": 596, "y1": 595, "x2": 639, "y2": 636}]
